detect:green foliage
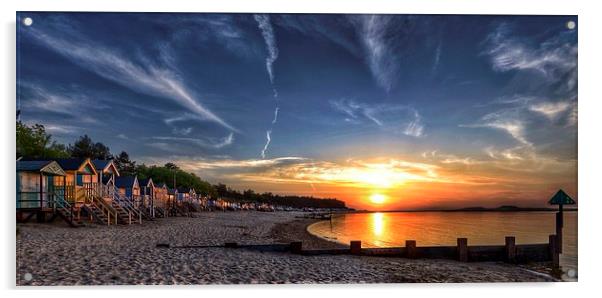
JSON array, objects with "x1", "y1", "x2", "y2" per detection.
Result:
[
  {"x1": 214, "y1": 183, "x2": 346, "y2": 209},
  {"x1": 135, "y1": 164, "x2": 217, "y2": 197},
  {"x1": 16, "y1": 121, "x2": 69, "y2": 159},
  {"x1": 114, "y1": 151, "x2": 136, "y2": 176},
  {"x1": 68, "y1": 135, "x2": 112, "y2": 159}
]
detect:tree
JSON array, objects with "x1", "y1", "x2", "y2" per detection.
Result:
[
  {"x1": 164, "y1": 162, "x2": 180, "y2": 170},
  {"x1": 68, "y1": 135, "x2": 112, "y2": 159},
  {"x1": 16, "y1": 121, "x2": 69, "y2": 159},
  {"x1": 114, "y1": 151, "x2": 136, "y2": 176}
]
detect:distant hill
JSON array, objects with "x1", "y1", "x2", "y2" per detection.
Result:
[{"x1": 455, "y1": 205, "x2": 577, "y2": 212}]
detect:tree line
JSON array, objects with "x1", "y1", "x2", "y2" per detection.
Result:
[
  {"x1": 16, "y1": 122, "x2": 347, "y2": 208},
  {"x1": 214, "y1": 184, "x2": 346, "y2": 209}
]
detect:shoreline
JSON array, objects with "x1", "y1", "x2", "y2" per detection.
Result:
[
  {"x1": 17, "y1": 211, "x2": 559, "y2": 285},
  {"x1": 269, "y1": 218, "x2": 347, "y2": 250}
]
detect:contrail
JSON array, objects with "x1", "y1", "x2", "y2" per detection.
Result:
[
  {"x1": 272, "y1": 107, "x2": 279, "y2": 124},
  {"x1": 260, "y1": 130, "x2": 272, "y2": 159},
  {"x1": 255, "y1": 14, "x2": 280, "y2": 159},
  {"x1": 254, "y1": 14, "x2": 279, "y2": 84}
]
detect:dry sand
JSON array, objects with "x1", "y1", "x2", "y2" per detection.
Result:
[{"x1": 16, "y1": 211, "x2": 556, "y2": 285}]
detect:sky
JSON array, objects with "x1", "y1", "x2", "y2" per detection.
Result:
[{"x1": 16, "y1": 12, "x2": 578, "y2": 210}]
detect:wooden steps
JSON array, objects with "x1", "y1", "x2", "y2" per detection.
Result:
[
  {"x1": 52, "y1": 197, "x2": 84, "y2": 228},
  {"x1": 82, "y1": 203, "x2": 111, "y2": 225},
  {"x1": 54, "y1": 207, "x2": 85, "y2": 227},
  {"x1": 110, "y1": 201, "x2": 139, "y2": 224},
  {"x1": 155, "y1": 207, "x2": 167, "y2": 218}
]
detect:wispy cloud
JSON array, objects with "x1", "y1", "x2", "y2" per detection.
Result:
[
  {"x1": 483, "y1": 23, "x2": 577, "y2": 94},
  {"x1": 24, "y1": 21, "x2": 237, "y2": 132},
  {"x1": 152, "y1": 133, "x2": 234, "y2": 149},
  {"x1": 254, "y1": 14, "x2": 279, "y2": 85},
  {"x1": 529, "y1": 101, "x2": 574, "y2": 122},
  {"x1": 461, "y1": 107, "x2": 531, "y2": 147},
  {"x1": 354, "y1": 15, "x2": 399, "y2": 92},
  {"x1": 182, "y1": 156, "x2": 307, "y2": 170},
  {"x1": 331, "y1": 99, "x2": 425, "y2": 137},
  {"x1": 254, "y1": 14, "x2": 281, "y2": 159},
  {"x1": 19, "y1": 83, "x2": 107, "y2": 118},
  {"x1": 276, "y1": 15, "x2": 361, "y2": 57}
]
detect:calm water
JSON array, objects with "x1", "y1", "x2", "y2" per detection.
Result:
[{"x1": 308, "y1": 211, "x2": 577, "y2": 278}]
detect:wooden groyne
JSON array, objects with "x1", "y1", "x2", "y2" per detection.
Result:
[{"x1": 211, "y1": 234, "x2": 560, "y2": 265}]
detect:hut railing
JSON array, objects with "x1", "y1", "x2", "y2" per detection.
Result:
[
  {"x1": 83, "y1": 182, "x2": 98, "y2": 199},
  {"x1": 112, "y1": 189, "x2": 143, "y2": 223}
]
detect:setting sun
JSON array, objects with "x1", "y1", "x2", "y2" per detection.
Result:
[{"x1": 369, "y1": 193, "x2": 387, "y2": 204}]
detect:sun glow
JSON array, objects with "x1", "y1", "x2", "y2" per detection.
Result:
[{"x1": 369, "y1": 193, "x2": 387, "y2": 204}]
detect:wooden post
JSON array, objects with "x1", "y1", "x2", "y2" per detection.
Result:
[
  {"x1": 36, "y1": 211, "x2": 45, "y2": 223},
  {"x1": 549, "y1": 235, "x2": 560, "y2": 268},
  {"x1": 457, "y1": 238, "x2": 468, "y2": 262},
  {"x1": 406, "y1": 240, "x2": 417, "y2": 259},
  {"x1": 39, "y1": 173, "x2": 44, "y2": 209},
  {"x1": 350, "y1": 240, "x2": 362, "y2": 255},
  {"x1": 290, "y1": 241, "x2": 302, "y2": 254},
  {"x1": 505, "y1": 236, "x2": 516, "y2": 263},
  {"x1": 556, "y1": 206, "x2": 563, "y2": 254},
  {"x1": 224, "y1": 242, "x2": 238, "y2": 248}
]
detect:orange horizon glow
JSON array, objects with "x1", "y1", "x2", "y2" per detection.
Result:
[{"x1": 171, "y1": 154, "x2": 578, "y2": 211}]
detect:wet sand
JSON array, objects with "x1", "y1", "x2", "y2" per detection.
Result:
[{"x1": 16, "y1": 211, "x2": 556, "y2": 285}]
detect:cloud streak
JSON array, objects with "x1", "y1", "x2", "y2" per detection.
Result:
[
  {"x1": 254, "y1": 14, "x2": 279, "y2": 85},
  {"x1": 331, "y1": 99, "x2": 425, "y2": 137},
  {"x1": 483, "y1": 23, "x2": 578, "y2": 95},
  {"x1": 355, "y1": 15, "x2": 399, "y2": 92},
  {"x1": 24, "y1": 22, "x2": 237, "y2": 132},
  {"x1": 254, "y1": 14, "x2": 281, "y2": 159},
  {"x1": 152, "y1": 133, "x2": 234, "y2": 150}
]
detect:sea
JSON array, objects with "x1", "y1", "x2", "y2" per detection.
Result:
[{"x1": 308, "y1": 211, "x2": 577, "y2": 280}]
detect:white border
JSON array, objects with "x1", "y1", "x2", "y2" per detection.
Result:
[{"x1": 2, "y1": 0, "x2": 601, "y2": 297}]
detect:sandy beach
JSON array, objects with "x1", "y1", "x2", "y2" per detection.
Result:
[{"x1": 16, "y1": 211, "x2": 557, "y2": 285}]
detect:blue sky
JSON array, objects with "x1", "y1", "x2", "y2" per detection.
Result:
[{"x1": 16, "y1": 13, "x2": 577, "y2": 209}]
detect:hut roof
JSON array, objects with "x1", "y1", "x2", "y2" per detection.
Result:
[
  {"x1": 53, "y1": 159, "x2": 88, "y2": 171},
  {"x1": 17, "y1": 160, "x2": 66, "y2": 176},
  {"x1": 168, "y1": 188, "x2": 178, "y2": 195},
  {"x1": 23, "y1": 158, "x2": 97, "y2": 175},
  {"x1": 92, "y1": 159, "x2": 120, "y2": 176},
  {"x1": 115, "y1": 176, "x2": 137, "y2": 188},
  {"x1": 139, "y1": 178, "x2": 154, "y2": 188},
  {"x1": 177, "y1": 187, "x2": 192, "y2": 193}
]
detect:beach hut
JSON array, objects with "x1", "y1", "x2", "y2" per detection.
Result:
[
  {"x1": 46, "y1": 159, "x2": 98, "y2": 206},
  {"x1": 139, "y1": 178, "x2": 155, "y2": 216},
  {"x1": 16, "y1": 160, "x2": 66, "y2": 212},
  {"x1": 91, "y1": 159, "x2": 120, "y2": 198},
  {"x1": 16, "y1": 160, "x2": 87, "y2": 226},
  {"x1": 115, "y1": 176, "x2": 140, "y2": 205},
  {"x1": 167, "y1": 188, "x2": 178, "y2": 204},
  {"x1": 177, "y1": 187, "x2": 191, "y2": 202},
  {"x1": 189, "y1": 188, "x2": 197, "y2": 202},
  {"x1": 153, "y1": 183, "x2": 169, "y2": 217}
]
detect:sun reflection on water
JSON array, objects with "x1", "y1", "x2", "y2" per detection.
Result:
[{"x1": 372, "y1": 212, "x2": 384, "y2": 236}]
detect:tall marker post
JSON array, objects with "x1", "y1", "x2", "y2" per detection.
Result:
[{"x1": 547, "y1": 189, "x2": 575, "y2": 266}]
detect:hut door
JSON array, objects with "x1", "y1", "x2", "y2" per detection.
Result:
[{"x1": 47, "y1": 176, "x2": 55, "y2": 208}]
